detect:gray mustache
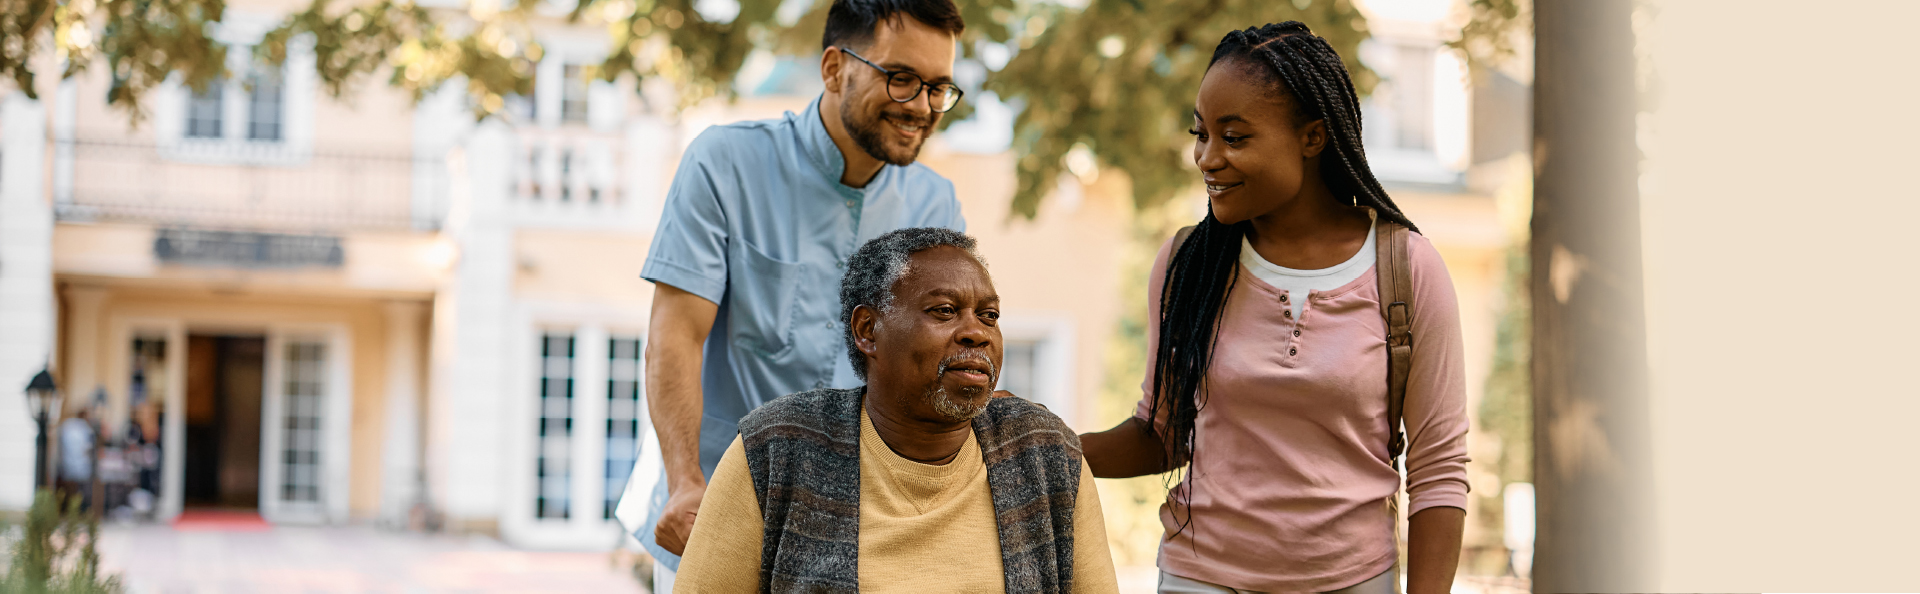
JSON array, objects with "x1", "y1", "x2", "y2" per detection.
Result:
[{"x1": 936, "y1": 352, "x2": 997, "y2": 383}]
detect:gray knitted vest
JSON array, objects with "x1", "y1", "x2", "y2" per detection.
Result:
[{"x1": 738, "y1": 387, "x2": 1082, "y2": 593}]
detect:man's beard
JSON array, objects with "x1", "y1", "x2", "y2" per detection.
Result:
[
  {"x1": 925, "y1": 353, "x2": 996, "y2": 422},
  {"x1": 842, "y1": 97, "x2": 934, "y2": 166}
]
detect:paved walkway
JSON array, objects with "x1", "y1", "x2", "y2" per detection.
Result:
[{"x1": 98, "y1": 524, "x2": 652, "y2": 594}]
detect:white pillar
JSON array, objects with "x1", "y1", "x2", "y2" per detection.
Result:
[
  {"x1": 427, "y1": 120, "x2": 516, "y2": 531},
  {"x1": 0, "y1": 94, "x2": 54, "y2": 509},
  {"x1": 380, "y1": 301, "x2": 428, "y2": 526}
]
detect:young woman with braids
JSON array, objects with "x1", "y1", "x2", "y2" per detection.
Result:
[{"x1": 1081, "y1": 22, "x2": 1470, "y2": 594}]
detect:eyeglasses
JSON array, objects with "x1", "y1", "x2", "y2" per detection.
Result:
[{"x1": 839, "y1": 48, "x2": 965, "y2": 113}]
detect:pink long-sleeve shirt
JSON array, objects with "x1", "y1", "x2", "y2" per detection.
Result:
[{"x1": 1132, "y1": 230, "x2": 1471, "y2": 592}]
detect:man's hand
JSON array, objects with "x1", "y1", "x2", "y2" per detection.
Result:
[{"x1": 653, "y1": 482, "x2": 708, "y2": 556}]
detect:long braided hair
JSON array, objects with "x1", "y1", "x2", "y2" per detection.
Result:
[{"x1": 1146, "y1": 22, "x2": 1420, "y2": 534}]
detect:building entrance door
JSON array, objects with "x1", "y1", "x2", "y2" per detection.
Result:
[{"x1": 182, "y1": 335, "x2": 266, "y2": 509}]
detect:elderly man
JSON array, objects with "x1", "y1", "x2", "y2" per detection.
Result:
[{"x1": 674, "y1": 228, "x2": 1118, "y2": 592}]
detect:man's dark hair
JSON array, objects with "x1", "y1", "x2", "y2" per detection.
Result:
[
  {"x1": 1148, "y1": 21, "x2": 1420, "y2": 537},
  {"x1": 821, "y1": 0, "x2": 966, "y2": 51},
  {"x1": 839, "y1": 227, "x2": 983, "y2": 380}
]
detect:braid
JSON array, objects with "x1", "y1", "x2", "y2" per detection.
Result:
[{"x1": 1147, "y1": 21, "x2": 1420, "y2": 537}]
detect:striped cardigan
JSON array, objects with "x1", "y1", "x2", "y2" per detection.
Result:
[{"x1": 739, "y1": 387, "x2": 1083, "y2": 593}]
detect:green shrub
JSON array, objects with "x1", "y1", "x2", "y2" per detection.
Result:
[{"x1": 0, "y1": 490, "x2": 122, "y2": 594}]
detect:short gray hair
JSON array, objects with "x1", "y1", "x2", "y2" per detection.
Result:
[{"x1": 840, "y1": 227, "x2": 984, "y2": 380}]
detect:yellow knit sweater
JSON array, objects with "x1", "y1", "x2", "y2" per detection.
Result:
[{"x1": 675, "y1": 408, "x2": 1119, "y2": 593}]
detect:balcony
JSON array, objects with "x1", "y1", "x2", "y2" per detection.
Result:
[
  {"x1": 53, "y1": 136, "x2": 447, "y2": 233},
  {"x1": 501, "y1": 127, "x2": 647, "y2": 229}
]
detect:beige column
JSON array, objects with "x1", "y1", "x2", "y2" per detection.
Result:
[
  {"x1": 63, "y1": 287, "x2": 109, "y2": 415},
  {"x1": 380, "y1": 301, "x2": 428, "y2": 526}
]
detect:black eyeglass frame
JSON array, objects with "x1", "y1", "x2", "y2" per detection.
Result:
[{"x1": 838, "y1": 47, "x2": 965, "y2": 113}]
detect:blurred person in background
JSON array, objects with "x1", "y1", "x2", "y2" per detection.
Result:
[
  {"x1": 628, "y1": 0, "x2": 972, "y2": 589},
  {"x1": 674, "y1": 228, "x2": 1116, "y2": 592},
  {"x1": 58, "y1": 407, "x2": 97, "y2": 509},
  {"x1": 1078, "y1": 23, "x2": 1471, "y2": 594}
]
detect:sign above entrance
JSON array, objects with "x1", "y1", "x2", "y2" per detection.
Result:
[{"x1": 154, "y1": 228, "x2": 344, "y2": 268}]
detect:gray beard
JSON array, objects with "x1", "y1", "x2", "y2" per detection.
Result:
[
  {"x1": 928, "y1": 383, "x2": 988, "y2": 422},
  {"x1": 925, "y1": 357, "x2": 995, "y2": 422}
]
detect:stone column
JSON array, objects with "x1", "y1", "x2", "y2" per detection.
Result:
[
  {"x1": 380, "y1": 301, "x2": 427, "y2": 526},
  {"x1": 426, "y1": 118, "x2": 515, "y2": 533},
  {"x1": 0, "y1": 93, "x2": 53, "y2": 509}
]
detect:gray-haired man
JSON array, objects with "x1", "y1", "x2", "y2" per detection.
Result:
[{"x1": 674, "y1": 228, "x2": 1118, "y2": 592}]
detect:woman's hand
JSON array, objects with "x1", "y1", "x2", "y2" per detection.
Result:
[{"x1": 1406, "y1": 506, "x2": 1466, "y2": 594}]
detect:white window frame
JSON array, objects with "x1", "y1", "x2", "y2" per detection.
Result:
[
  {"x1": 107, "y1": 318, "x2": 189, "y2": 522},
  {"x1": 258, "y1": 324, "x2": 353, "y2": 525},
  {"x1": 532, "y1": 35, "x2": 624, "y2": 132},
  {"x1": 151, "y1": 11, "x2": 316, "y2": 166},
  {"x1": 995, "y1": 312, "x2": 1079, "y2": 430},
  {"x1": 1357, "y1": 29, "x2": 1472, "y2": 187},
  {"x1": 503, "y1": 301, "x2": 650, "y2": 550}
]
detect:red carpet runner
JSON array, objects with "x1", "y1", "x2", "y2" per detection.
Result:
[{"x1": 171, "y1": 509, "x2": 272, "y2": 532}]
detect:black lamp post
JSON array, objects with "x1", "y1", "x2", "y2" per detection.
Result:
[{"x1": 24, "y1": 367, "x2": 60, "y2": 490}]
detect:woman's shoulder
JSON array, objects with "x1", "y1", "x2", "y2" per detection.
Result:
[
  {"x1": 1146, "y1": 228, "x2": 1190, "y2": 291},
  {"x1": 1399, "y1": 229, "x2": 1461, "y2": 309}
]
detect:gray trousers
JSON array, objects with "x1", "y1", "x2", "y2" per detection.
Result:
[{"x1": 1158, "y1": 567, "x2": 1396, "y2": 594}]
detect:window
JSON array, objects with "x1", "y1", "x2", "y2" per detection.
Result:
[
  {"x1": 1384, "y1": 43, "x2": 1435, "y2": 151},
  {"x1": 186, "y1": 81, "x2": 224, "y2": 139},
  {"x1": 605, "y1": 336, "x2": 643, "y2": 520},
  {"x1": 1358, "y1": 35, "x2": 1468, "y2": 185},
  {"x1": 561, "y1": 65, "x2": 590, "y2": 123},
  {"x1": 996, "y1": 340, "x2": 1038, "y2": 399},
  {"x1": 130, "y1": 337, "x2": 169, "y2": 411},
  {"x1": 181, "y1": 53, "x2": 290, "y2": 145},
  {"x1": 248, "y1": 65, "x2": 285, "y2": 141},
  {"x1": 281, "y1": 341, "x2": 326, "y2": 506},
  {"x1": 536, "y1": 333, "x2": 576, "y2": 520}
]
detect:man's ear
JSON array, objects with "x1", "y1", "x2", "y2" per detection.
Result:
[
  {"x1": 851, "y1": 304, "x2": 879, "y2": 360},
  {"x1": 821, "y1": 46, "x2": 845, "y2": 95},
  {"x1": 1300, "y1": 118, "x2": 1329, "y2": 160}
]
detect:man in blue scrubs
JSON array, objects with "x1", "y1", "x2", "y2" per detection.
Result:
[{"x1": 627, "y1": 0, "x2": 970, "y2": 587}]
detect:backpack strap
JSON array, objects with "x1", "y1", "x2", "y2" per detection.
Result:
[
  {"x1": 1375, "y1": 217, "x2": 1415, "y2": 468},
  {"x1": 1374, "y1": 217, "x2": 1416, "y2": 592}
]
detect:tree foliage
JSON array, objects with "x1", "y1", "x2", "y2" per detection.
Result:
[
  {"x1": 1449, "y1": 0, "x2": 1529, "y2": 70},
  {"x1": 0, "y1": 0, "x2": 1517, "y2": 214},
  {"x1": 986, "y1": 0, "x2": 1370, "y2": 216}
]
